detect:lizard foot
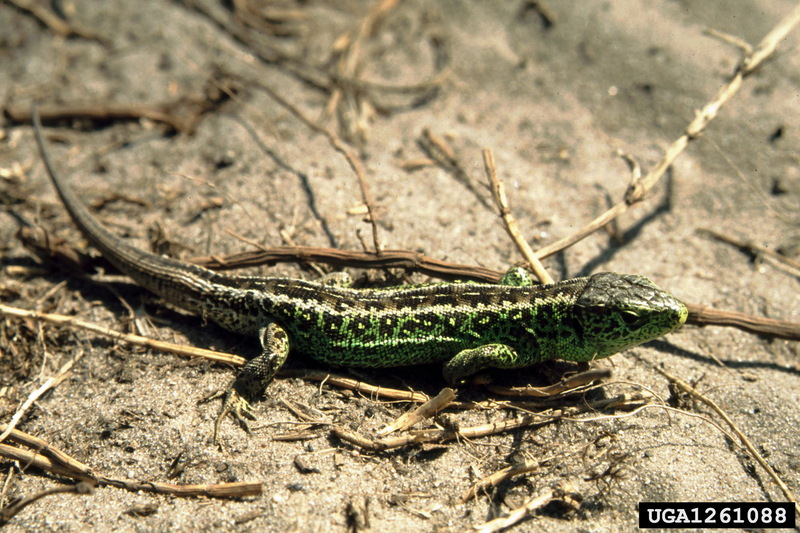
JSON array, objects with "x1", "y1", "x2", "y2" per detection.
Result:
[
  {"x1": 209, "y1": 322, "x2": 289, "y2": 443},
  {"x1": 212, "y1": 387, "x2": 257, "y2": 444}
]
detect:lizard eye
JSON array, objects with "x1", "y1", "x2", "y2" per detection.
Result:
[{"x1": 620, "y1": 310, "x2": 645, "y2": 328}]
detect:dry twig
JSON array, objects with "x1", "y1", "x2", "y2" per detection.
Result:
[
  {"x1": 0, "y1": 425, "x2": 262, "y2": 498},
  {"x1": 0, "y1": 303, "x2": 246, "y2": 367},
  {"x1": 278, "y1": 368, "x2": 430, "y2": 403},
  {"x1": 0, "y1": 425, "x2": 261, "y2": 500},
  {"x1": 485, "y1": 368, "x2": 611, "y2": 398},
  {"x1": 417, "y1": 129, "x2": 493, "y2": 210},
  {"x1": 684, "y1": 302, "x2": 800, "y2": 341},
  {"x1": 187, "y1": 246, "x2": 800, "y2": 340},
  {"x1": 190, "y1": 245, "x2": 502, "y2": 281},
  {"x1": 483, "y1": 148, "x2": 553, "y2": 284},
  {"x1": 377, "y1": 388, "x2": 456, "y2": 436},
  {"x1": 7, "y1": 0, "x2": 105, "y2": 42},
  {"x1": 473, "y1": 485, "x2": 581, "y2": 533},
  {"x1": 332, "y1": 394, "x2": 648, "y2": 452},
  {"x1": 0, "y1": 481, "x2": 95, "y2": 526},
  {"x1": 699, "y1": 228, "x2": 800, "y2": 277},
  {"x1": 325, "y1": 0, "x2": 401, "y2": 143},
  {"x1": 6, "y1": 80, "x2": 234, "y2": 134},
  {"x1": 244, "y1": 78, "x2": 384, "y2": 253},
  {"x1": 0, "y1": 349, "x2": 84, "y2": 444},
  {"x1": 658, "y1": 369, "x2": 799, "y2": 516},
  {"x1": 533, "y1": 4, "x2": 800, "y2": 260},
  {"x1": 461, "y1": 458, "x2": 544, "y2": 502}
]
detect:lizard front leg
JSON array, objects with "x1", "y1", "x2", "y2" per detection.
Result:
[
  {"x1": 443, "y1": 343, "x2": 531, "y2": 385},
  {"x1": 443, "y1": 269, "x2": 539, "y2": 384},
  {"x1": 214, "y1": 321, "x2": 290, "y2": 442}
]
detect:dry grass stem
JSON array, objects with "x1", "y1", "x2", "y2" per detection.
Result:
[
  {"x1": 5, "y1": 0, "x2": 104, "y2": 42},
  {"x1": 658, "y1": 369, "x2": 799, "y2": 516},
  {"x1": 0, "y1": 350, "x2": 84, "y2": 444},
  {"x1": 483, "y1": 149, "x2": 554, "y2": 284},
  {"x1": 0, "y1": 481, "x2": 95, "y2": 526},
  {"x1": 333, "y1": 394, "x2": 645, "y2": 452},
  {"x1": 533, "y1": 5, "x2": 800, "y2": 260},
  {"x1": 0, "y1": 303, "x2": 246, "y2": 367},
  {"x1": 485, "y1": 369, "x2": 611, "y2": 398},
  {"x1": 377, "y1": 388, "x2": 456, "y2": 436},
  {"x1": 0, "y1": 425, "x2": 262, "y2": 500},
  {"x1": 418, "y1": 129, "x2": 492, "y2": 210},
  {"x1": 699, "y1": 228, "x2": 800, "y2": 274},
  {"x1": 278, "y1": 368, "x2": 431, "y2": 403},
  {"x1": 249, "y1": 79, "x2": 383, "y2": 253},
  {"x1": 326, "y1": 0, "x2": 401, "y2": 142},
  {"x1": 473, "y1": 487, "x2": 572, "y2": 533},
  {"x1": 461, "y1": 458, "x2": 544, "y2": 502}
]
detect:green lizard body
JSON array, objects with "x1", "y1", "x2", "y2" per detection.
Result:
[{"x1": 33, "y1": 111, "x2": 688, "y2": 437}]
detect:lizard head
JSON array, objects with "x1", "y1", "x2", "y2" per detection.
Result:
[{"x1": 571, "y1": 272, "x2": 687, "y2": 360}]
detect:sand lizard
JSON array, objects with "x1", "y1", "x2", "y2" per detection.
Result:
[{"x1": 32, "y1": 109, "x2": 688, "y2": 439}]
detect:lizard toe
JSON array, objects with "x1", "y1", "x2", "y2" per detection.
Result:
[{"x1": 213, "y1": 388, "x2": 257, "y2": 443}]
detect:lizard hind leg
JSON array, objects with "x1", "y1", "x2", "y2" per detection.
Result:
[
  {"x1": 318, "y1": 271, "x2": 353, "y2": 288},
  {"x1": 442, "y1": 343, "x2": 524, "y2": 385},
  {"x1": 499, "y1": 266, "x2": 536, "y2": 287},
  {"x1": 214, "y1": 321, "x2": 290, "y2": 442}
]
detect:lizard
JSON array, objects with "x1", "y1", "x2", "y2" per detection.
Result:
[{"x1": 31, "y1": 109, "x2": 688, "y2": 440}]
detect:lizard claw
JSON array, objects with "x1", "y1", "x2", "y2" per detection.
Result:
[{"x1": 212, "y1": 388, "x2": 256, "y2": 444}]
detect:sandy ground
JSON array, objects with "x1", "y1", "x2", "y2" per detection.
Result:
[{"x1": 1, "y1": 1, "x2": 799, "y2": 531}]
